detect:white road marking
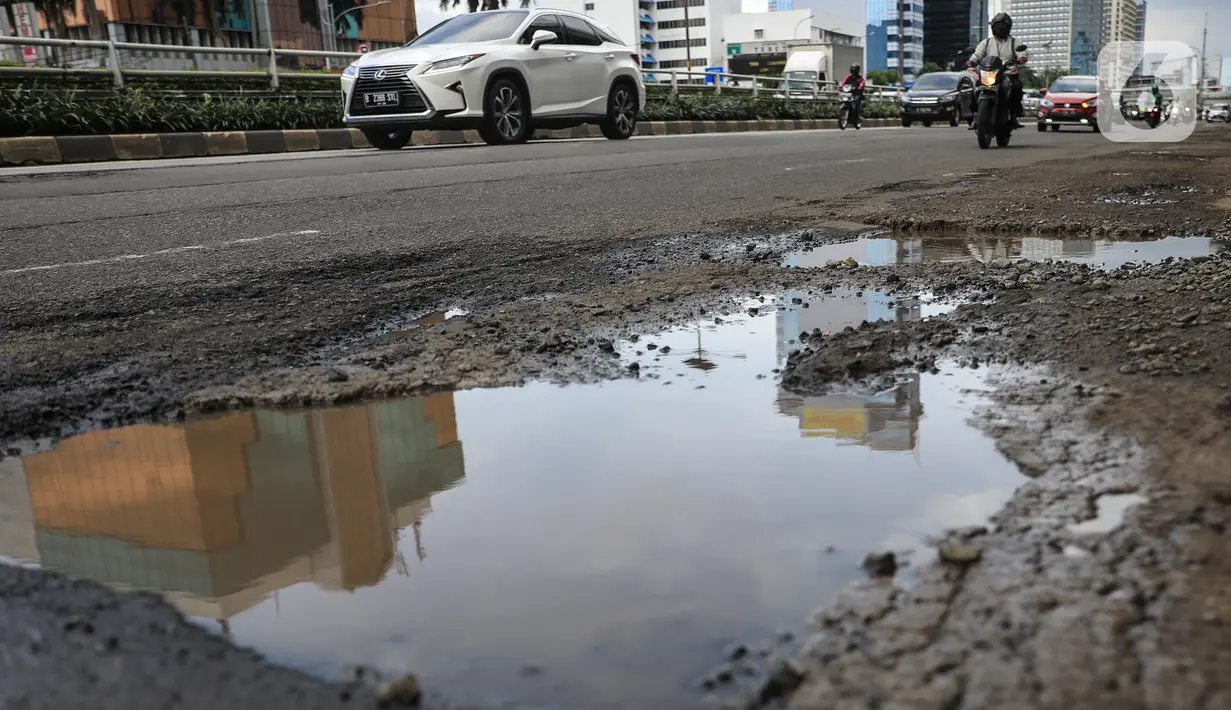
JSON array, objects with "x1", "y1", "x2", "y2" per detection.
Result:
[{"x1": 0, "y1": 230, "x2": 321, "y2": 276}]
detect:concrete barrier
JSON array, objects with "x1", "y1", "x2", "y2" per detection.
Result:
[{"x1": 0, "y1": 118, "x2": 901, "y2": 167}]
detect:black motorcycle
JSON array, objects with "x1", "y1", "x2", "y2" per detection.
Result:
[{"x1": 972, "y1": 44, "x2": 1027, "y2": 150}]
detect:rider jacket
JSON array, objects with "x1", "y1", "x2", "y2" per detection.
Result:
[
  {"x1": 969, "y1": 36, "x2": 1026, "y2": 75},
  {"x1": 839, "y1": 74, "x2": 865, "y2": 94}
]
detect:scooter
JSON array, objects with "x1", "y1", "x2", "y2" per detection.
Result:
[
  {"x1": 838, "y1": 84, "x2": 859, "y2": 130},
  {"x1": 971, "y1": 44, "x2": 1027, "y2": 150}
]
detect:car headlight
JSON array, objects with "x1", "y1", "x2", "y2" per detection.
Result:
[
  {"x1": 425, "y1": 54, "x2": 485, "y2": 73},
  {"x1": 343, "y1": 63, "x2": 359, "y2": 77},
  {"x1": 1040, "y1": 99, "x2": 1054, "y2": 108},
  {"x1": 1082, "y1": 99, "x2": 1098, "y2": 108},
  {"x1": 901, "y1": 95, "x2": 911, "y2": 104}
]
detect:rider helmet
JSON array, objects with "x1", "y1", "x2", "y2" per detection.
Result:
[
  {"x1": 850, "y1": 64, "x2": 861, "y2": 75},
  {"x1": 990, "y1": 12, "x2": 1012, "y2": 39}
]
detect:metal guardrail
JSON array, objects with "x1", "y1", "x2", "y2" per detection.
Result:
[
  {"x1": 0, "y1": 35, "x2": 358, "y2": 90},
  {"x1": 1, "y1": 35, "x2": 902, "y2": 100},
  {"x1": 648, "y1": 68, "x2": 900, "y2": 102}
]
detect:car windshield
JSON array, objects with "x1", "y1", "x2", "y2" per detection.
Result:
[
  {"x1": 786, "y1": 70, "x2": 816, "y2": 91},
  {"x1": 1049, "y1": 77, "x2": 1098, "y2": 94},
  {"x1": 910, "y1": 73, "x2": 957, "y2": 90},
  {"x1": 408, "y1": 10, "x2": 528, "y2": 45}
]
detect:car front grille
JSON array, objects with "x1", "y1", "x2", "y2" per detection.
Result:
[{"x1": 349, "y1": 64, "x2": 430, "y2": 116}]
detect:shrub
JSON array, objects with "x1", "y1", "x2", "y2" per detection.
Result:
[{"x1": 0, "y1": 82, "x2": 898, "y2": 137}]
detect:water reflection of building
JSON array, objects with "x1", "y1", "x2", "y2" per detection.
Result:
[
  {"x1": 0, "y1": 394, "x2": 464, "y2": 621},
  {"x1": 775, "y1": 287, "x2": 922, "y2": 366},
  {"x1": 777, "y1": 376, "x2": 923, "y2": 452},
  {"x1": 789, "y1": 236, "x2": 1102, "y2": 268},
  {"x1": 774, "y1": 290, "x2": 924, "y2": 451}
]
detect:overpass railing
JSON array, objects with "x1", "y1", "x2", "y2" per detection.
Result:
[{"x1": 0, "y1": 35, "x2": 901, "y2": 100}]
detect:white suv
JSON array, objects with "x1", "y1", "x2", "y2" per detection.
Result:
[{"x1": 341, "y1": 9, "x2": 645, "y2": 150}]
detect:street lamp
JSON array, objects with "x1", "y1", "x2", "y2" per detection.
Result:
[
  {"x1": 794, "y1": 16, "x2": 810, "y2": 40},
  {"x1": 322, "y1": 0, "x2": 389, "y2": 68},
  {"x1": 331, "y1": 1, "x2": 389, "y2": 39}
]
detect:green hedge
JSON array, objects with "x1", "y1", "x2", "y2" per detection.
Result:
[
  {"x1": 1, "y1": 84, "x2": 898, "y2": 137},
  {"x1": 1, "y1": 85, "x2": 340, "y2": 136},
  {"x1": 642, "y1": 93, "x2": 900, "y2": 121}
]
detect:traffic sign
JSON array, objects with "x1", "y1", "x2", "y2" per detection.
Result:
[
  {"x1": 358, "y1": 42, "x2": 370, "y2": 54},
  {"x1": 727, "y1": 43, "x2": 740, "y2": 56}
]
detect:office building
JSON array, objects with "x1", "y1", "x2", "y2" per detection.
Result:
[
  {"x1": 1102, "y1": 0, "x2": 1138, "y2": 48},
  {"x1": 4, "y1": 0, "x2": 415, "y2": 68},
  {"x1": 1009, "y1": 0, "x2": 1102, "y2": 74},
  {"x1": 1134, "y1": 0, "x2": 1146, "y2": 41},
  {"x1": 563, "y1": 0, "x2": 740, "y2": 75},
  {"x1": 923, "y1": 0, "x2": 979, "y2": 68},
  {"x1": 741, "y1": 0, "x2": 794, "y2": 9},
  {"x1": 866, "y1": 0, "x2": 925, "y2": 82}
]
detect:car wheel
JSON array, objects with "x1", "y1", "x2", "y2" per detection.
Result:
[
  {"x1": 949, "y1": 113, "x2": 959, "y2": 127},
  {"x1": 901, "y1": 118, "x2": 912, "y2": 128},
  {"x1": 1037, "y1": 123, "x2": 1046, "y2": 132},
  {"x1": 600, "y1": 82, "x2": 638, "y2": 140},
  {"x1": 481, "y1": 78, "x2": 531, "y2": 146},
  {"x1": 361, "y1": 127, "x2": 412, "y2": 151}
]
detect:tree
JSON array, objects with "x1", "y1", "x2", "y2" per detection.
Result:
[
  {"x1": 867, "y1": 68, "x2": 900, "y2": 86},
  {"x1": 918, "y1": 61, "x2": 943, "y2": 76},
  {"x1": 438, "y1": 0, "x2": 529, "y2": 12}
]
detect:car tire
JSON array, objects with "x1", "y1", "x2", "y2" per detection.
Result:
[
  {"x1": 901, "y1": 118, "x2": 912, "y2": 128},
  {"x1": 600, "y1": 82, "x2": 639, "y2": 140},
  {"x1": 1037, "y1": 123, "x2": 1046, "y2": 132},
  {"x1": 949, "y1": 113, "x2": 959, "y2": 127},
  {"x1": 362, "y1": 127, "x2": 413, "y2": 151},
  {"x1": 481, "y1": 77, "x2": 531, "y2": 146}
]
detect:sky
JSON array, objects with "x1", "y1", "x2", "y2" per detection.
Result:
[{"x1": 413, "y1": 0, "x2": 1231, "y2": 61}]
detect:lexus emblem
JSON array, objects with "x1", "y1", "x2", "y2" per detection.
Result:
[{"x1": 374, "y1": 69, "x2": 388, "y2": 80}]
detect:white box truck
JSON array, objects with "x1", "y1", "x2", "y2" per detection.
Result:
[{"x1": 781, "y1": 43, "x2": 865, "y2": 98}]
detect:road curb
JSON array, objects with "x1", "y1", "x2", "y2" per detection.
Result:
[{"x1": 0, "y1": 119, "x2": 898, "y2": 167}]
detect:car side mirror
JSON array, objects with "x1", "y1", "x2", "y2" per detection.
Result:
[
  {"x1": 1038, "y1": 88, "x2": 1047, "y2": 95},
  {"x1": 531, "y1": 29, "x2": 557, "y2": 50},
  {"x1": 1015, "y1": 44, "x2": 1028, "y2": 52}
]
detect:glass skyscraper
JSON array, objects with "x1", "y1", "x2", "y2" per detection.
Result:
[
  {"x1": 866, "y1": 0, "x2": 924, "y2": 81},
  {"x1": 923, "y1": 0, "x2": 979, "y2": 68},
  {"x1": 1009, "y1": 0, "x2": 1102, "y2": 74}
]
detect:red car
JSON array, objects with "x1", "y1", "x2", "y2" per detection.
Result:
[{"x1": 1038, "y1": 75, "x2": 1100, "y2": 132}]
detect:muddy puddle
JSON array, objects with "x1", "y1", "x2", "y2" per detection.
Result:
[
  {"x1": 787, "y1": 234, "x2": 1228, "y2": 270},
  {"x1": 0, "y1": 292, "x2": 1025, "y2": 709}
]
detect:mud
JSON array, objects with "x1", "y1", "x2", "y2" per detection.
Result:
[
  {"x1": 778, "y1": 255, "x2": 1231, "y2": 710},
  {"x1": 2, "y1": 130, "x2": 1231, "y2": 709}
]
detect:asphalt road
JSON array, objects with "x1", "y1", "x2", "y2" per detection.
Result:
[{"x1": 0, "y1": 126, "x2": 1128, "y2": 306}]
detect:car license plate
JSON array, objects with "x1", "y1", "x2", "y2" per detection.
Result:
[{"x1": 363, "y1": 91, "x2": 400, "y2": 108}]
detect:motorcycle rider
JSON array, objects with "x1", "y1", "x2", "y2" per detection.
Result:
[
  {"x1": 838, "y1": 64, "x2": 866, "y2": 128},
  {"x1": 967, "y1": 13, "x2": 1027, "y2": 129}
]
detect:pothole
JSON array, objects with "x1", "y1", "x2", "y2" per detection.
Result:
[
  {"x1": 0, "y1": 293, "x2": 1025, "y2": 709},
  {"x1": 785, "y1": 234, "x2": 1228, "y2": 270}
]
